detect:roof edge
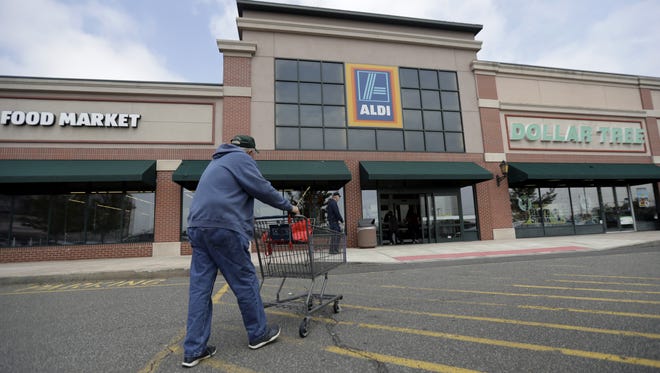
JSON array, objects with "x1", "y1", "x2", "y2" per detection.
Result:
[{"x1": 236, "y1": 0, "x2": 482, "y2": 35}]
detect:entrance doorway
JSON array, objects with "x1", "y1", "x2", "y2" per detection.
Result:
[
  {"x1": 421, "y1": 193, "x2": 461, "y2": 242},
  {"x1": 601, "y1": 186, "x2": 635, "y2": 232},
  {"x1": 377, "y1": 188, "x2": 476, "y2": 244},
  {"x1": 379, "y1": 193, "x2": 421, "y2": 245}
]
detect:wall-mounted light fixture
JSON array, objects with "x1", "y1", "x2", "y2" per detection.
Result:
[{"x1": 496, "y1": 160, "x2": 509, "y2": 187}]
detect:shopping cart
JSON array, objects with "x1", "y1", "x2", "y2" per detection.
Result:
[{"x1": 253, "y1": 215, "x2": 346, "y2": 337}]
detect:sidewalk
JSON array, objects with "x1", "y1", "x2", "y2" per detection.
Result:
[{"x1": 1, "y1": 231, "x2": 658, "y2": 284}]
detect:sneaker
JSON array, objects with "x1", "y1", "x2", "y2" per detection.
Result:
[
  {"x1": 248, "y1": 325, "x2": 281, "y2": 350},
  {"x1": 182, "y1": 345, "x2": 216, "y2": 368}
]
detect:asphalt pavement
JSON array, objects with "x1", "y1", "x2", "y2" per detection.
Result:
[{"x1": 0, "y1": 231, "x2": 658, "y2": 284}]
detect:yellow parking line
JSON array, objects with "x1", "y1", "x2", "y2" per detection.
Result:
[
  {"x1": 206, "y1": 358, "x2": 260, "y2": 372},
  {"x1": 549, "y1": 279, "x2": 660, "y2": 287},
  {"x1": 518, "y1": 305, "x2": 660, "y2": 319},
  {"x1": 342, "y1": 303, "x2": 660, "y2": 339},
  {"x1": 212, "y1": 283, "x2": 230, "y2": 304},
  {"x1": 326, "y1": 346, "x2": 482, "y2": 373},
  {"x1": 382, "y1": 285, "x2": 660, "y2": 304},
  {"x1": 357, "y1": 322, "x2": 660, "y2": 369},
  {"x1": 137, "y1": 330, "x2": 185, "y2": 373},
  {"x1": 138, "y1": 284, "x2": 229, "y2": 373},
  {"x1": 513, "y1": 284, "x2": 660, "y2": 295},
  {"x1": 268, "y1": 309, "x2": 660, "y2": 369},
  {"x1": 554, "y1": 274, "x2": 660, "y2": 281}
]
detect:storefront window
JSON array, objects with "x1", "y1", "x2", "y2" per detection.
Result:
[
  {"x1": 511, "y1": 188, "x2": 539, "y2": 227},
  {"x1": 512, "y1": 184, "x2": 657, "y2": 238},
  {"x1": 632, "y1": 183, "x2": 659, "y2": 231},
  {"x1": 460, "y1": 186, "x2": 478, "y2": 240},
  {"x1": 570, "y1": 187, "x2": 600, "y2": 225},
  {"x1": 539, "y1": 187, "x2": 573, "y2": 236},
  {"x1": 0, "y1": 192, "x2": 154, "y2": 247},
  {"x1": 361, "y1": 190, "x2": 378, "y2": 227},
  {"x1": 10, "y1": 195, "x2": 50, "y2": 247},
  {"x1": 0, "y1": 196, "x2": 10, "y2": 247},
  {"x1": 50, "y1": 194, "x2": 86, "y2": 245},
  {"x1": 510, "y1": 187, "x2": 542, "y2": 237},
  {"x1": 124, "y1": 192, "x2": 155, "y2": 242}
]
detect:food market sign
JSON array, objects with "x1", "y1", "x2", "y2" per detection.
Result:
[
  {"x1": 1, "y1": 110, "x2": 141, "y2": 128},
  {"x1": 505, "y1": 115, "x2": 646, "y2": 153}
]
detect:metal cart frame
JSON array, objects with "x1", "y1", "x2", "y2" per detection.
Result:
[{"x1": 253, "y1": 215, "x2": 346, "y2": 337}]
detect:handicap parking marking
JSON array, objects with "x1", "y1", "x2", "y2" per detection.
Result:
[{"x1": 1, "y1": 279, "x2": 190, "y2": 295}]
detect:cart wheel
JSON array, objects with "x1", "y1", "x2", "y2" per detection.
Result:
[
  {"x1": 333, "y1": 300, "x2": 341, "y2": 313},
  {"x1": 299, "y1": 317, "x2": 310, "y2": 338}
]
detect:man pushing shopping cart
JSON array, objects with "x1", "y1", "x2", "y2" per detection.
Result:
[{"x1": 182, "y1": 135, "x2": 300, "y2": 368}]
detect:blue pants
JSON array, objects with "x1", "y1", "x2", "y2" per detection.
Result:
[
  {"x1": 329, "y1": 222, "x2": 341, "y2": 253},
  {"x1": 183, "y1": 227, "x2": 267, "y2": 358}
]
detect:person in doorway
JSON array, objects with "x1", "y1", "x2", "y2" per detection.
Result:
[
  {"x1": 182, "y1": 135, "x2": 300, "y2": 368},
  {"x1": 385, "y1": 210, "x2": 399, "y2": 245},
  {"x1": 326, "y1": 191, "x2": 344, "y2": 254},
  {"x1": 406, "y1": 206, "x2": 421, "y2": 244}
]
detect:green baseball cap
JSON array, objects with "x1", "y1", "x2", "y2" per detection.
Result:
[{"x1": 230, "y1": 135, "x2": 259, "y2": 153}]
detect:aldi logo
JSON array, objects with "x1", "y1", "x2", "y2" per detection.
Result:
[{"x1": 345, "y1": 64, "x2": 402, "y2": 128}]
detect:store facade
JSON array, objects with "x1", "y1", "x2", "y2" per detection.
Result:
[
  {"x1": 472, "y1": 61, "x2": 660, "y2": 238},
  {"x1": 1, "y1": 0, "x2": 659, "y2": 262}
]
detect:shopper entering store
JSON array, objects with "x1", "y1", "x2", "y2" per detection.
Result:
[{"x1": 182, "y1": 135, "x2": 300, "y2": 368}]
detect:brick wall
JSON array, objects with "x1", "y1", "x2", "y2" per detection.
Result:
[
  {"x1": 222, "y1": 96, "x2": 251, "y2": 142},
  {"x1": 155, "y1": 170, "x2": 181, "y2": 242},
  {"x1": 223, "y1": 56, "x2": 252, "y2": 87},
  {"x1": 0, "y1": 243, "x2": 152, "y2": 263},
  {"x1": 222, "y1": 55, "x2": 252, "y2": 142}
]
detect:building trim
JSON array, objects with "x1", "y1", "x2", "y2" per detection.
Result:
[
  {"x1": 478, "y1": 99, "x2": 499, "y2": 109},
  {"x1": 490, "y1": 102, "x2": 647, "y2": 118},
  {"x1": 236, "y1": 0, "x2": 483, "y2": 35},
  {"x1": 217, "y1": 40, "x2": 257, "y2": 57},
  {"x1": 0, "y1": 76, "x2": 222, "y2": 97},
  {"x1": 484, "y1": 153, "x2": 506, "y2": 162},
  {"x1": 157, "y1": 160, "x2": 183, "y2": 172},
  {"x1": 222, "y1": 86, "x2": 252, "y2": 97},
  {"x1": 237, "y1": 17, "x2": 482, "y2": 51},
  {"x1": 472, "y1": 60, "x2": 660, "y2": 87}
]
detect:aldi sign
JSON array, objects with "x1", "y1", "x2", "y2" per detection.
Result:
[{"x1": 345, "y1": 63, "x2": 402, "y2": 128}]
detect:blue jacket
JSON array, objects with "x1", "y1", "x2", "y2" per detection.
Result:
[
  {"x1": 326, "y1": 198, "x2": 343, "y2": 226},
  {"x1": 187, "y1": 144, "x2": 293, "y2": 240}
]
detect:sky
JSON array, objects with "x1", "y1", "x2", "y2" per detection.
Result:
[{"x1": 1, "y1": 0, "x2": 659, "y2": 84}]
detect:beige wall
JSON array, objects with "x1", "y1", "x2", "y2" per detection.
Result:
[
  {"x1": 496, "y1": 76, "x2": 643, "y2": 111},
  {"x1": 1, "y1": 98, "x2": 216, "y2": 145},
  {"x1": 0, "y1": 78, "x2": 223, "y2": 149}
]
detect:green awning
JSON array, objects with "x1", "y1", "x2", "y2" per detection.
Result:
[
  {"x1": 508, "y1": 162, "x2": 660, "y2": 186},
  {"x1": 173, "y1": 160, "x2": 352, "y2": 190},
  {"x1": 360, "y1": 161, "x2": 492, "y2": 188},
  {"x1": 0, "y1": 160, "x2": 157, "y2": 193},
  {"x1": 171, "y1": 160, "x2": 209, "y2": 190}
]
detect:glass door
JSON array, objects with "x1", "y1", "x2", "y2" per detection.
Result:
[
  {"x1": 601, "y1": 186, "x2": 634, "y2": 232},
  {"x1": 432, "y1": 194, "x2": 461, "y2": 241},
  {"x1": 419, "y1": 192, "x2": 461, "y2": 243}
]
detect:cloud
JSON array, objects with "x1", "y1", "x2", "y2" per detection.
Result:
[
  {"x1": 531, "y1": 0, "x2": 660, "y2": 76},
  {"x1": 207, "y1": 0, "x2": 240, "y2": 40},
  {"x1": 0, "y1": 0, "x2": 184, "y2": 81}
]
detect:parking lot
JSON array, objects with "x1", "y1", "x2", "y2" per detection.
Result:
[{"x1": 1, "y1": 247, "x2": 659, "y2": 372}]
